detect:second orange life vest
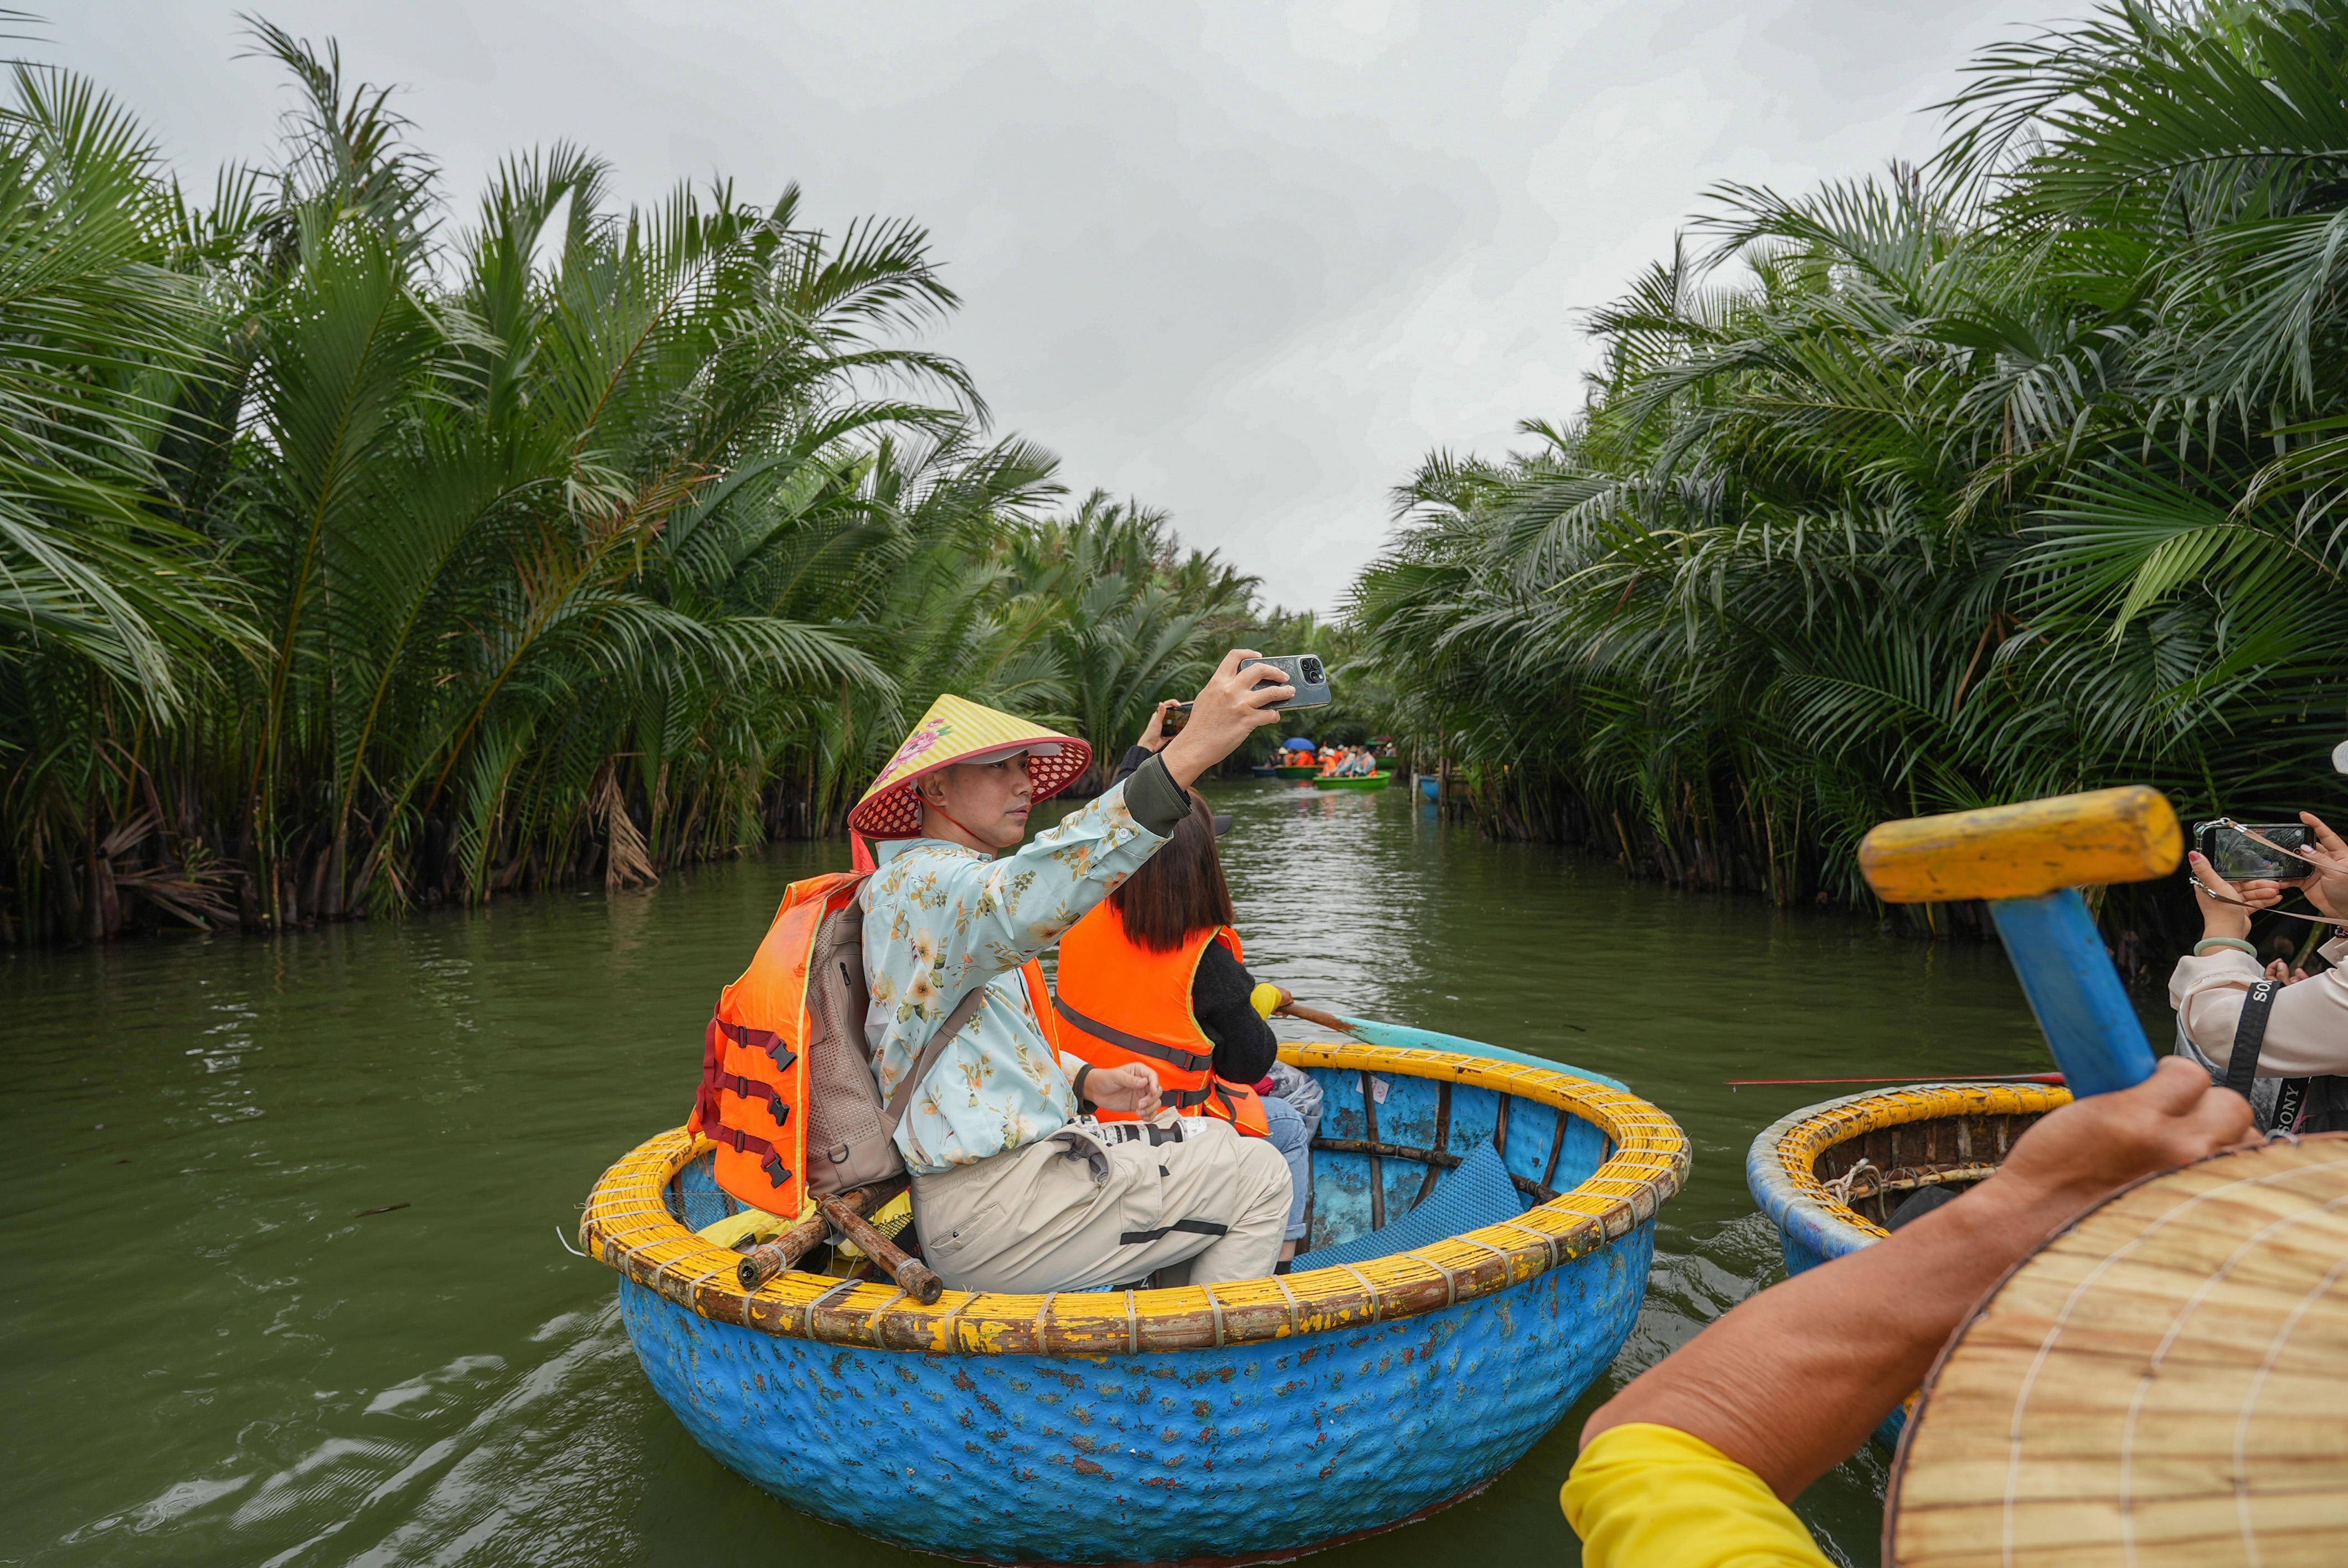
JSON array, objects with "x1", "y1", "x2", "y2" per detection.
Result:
[
  {"x1": 688, "y1": 870, "x2": 1060, "y2": 1216},
  {"x1": 1053, "y1": 903, "x2": 1270, "y2": 1137}
]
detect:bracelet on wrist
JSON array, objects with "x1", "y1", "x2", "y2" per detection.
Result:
[{"x1": 2194, "y1": 936, "x2": 2259, "y2": 958}]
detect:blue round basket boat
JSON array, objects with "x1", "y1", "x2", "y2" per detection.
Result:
[
  {"x1": 584, "y1": 1036, "x2": 1687, "y2": 1564},
  {"x1": 1745, "y1": 1080, "x2": 2069, "y2": 1448}
]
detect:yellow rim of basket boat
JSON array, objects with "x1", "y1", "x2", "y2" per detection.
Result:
[
  {"x1": 581, "y1": 1039, "x2": 1688, "y2": 1356},
  {"x1": 1767, "y1": 1081, "x2": 2073, "y2": 1242}
]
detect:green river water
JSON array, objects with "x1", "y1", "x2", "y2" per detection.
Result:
[{"x1": 1, "y1": 778, "x2": 2140, "y2": 1567}]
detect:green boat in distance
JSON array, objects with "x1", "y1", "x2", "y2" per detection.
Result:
[
  {"x1": 1312, "y1": 771, "x2": 1393, "y2": 791},
  {"x1": 1274, "y1": 762, "x2": 1321, "y2": 780}
]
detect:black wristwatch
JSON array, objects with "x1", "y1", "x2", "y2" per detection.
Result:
[{"x1": 1072, "y1": 1062, "x2": 1095, "y2": 1108}]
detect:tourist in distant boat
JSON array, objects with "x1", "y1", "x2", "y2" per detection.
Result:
[
  {"x1": 1561, "y1": 1058, "x2": 2252, "y2": 1567},
  {"x1": 2169, "y1": 808, "x2": 2348, "y2": 1128}
]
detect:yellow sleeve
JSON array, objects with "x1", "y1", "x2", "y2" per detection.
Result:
[
  {"x1": 1249, "y1": 982, "x2": 1284, "y2": 1020},
  {"x1": 1562, "y1": 1423, "x2": 1833, "y2": 1568}
]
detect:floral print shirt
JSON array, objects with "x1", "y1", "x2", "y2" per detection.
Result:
[{"x1": 860, "y1": 782, "x2": 1168, "y2": 1174}]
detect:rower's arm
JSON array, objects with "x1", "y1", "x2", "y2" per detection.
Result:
[{"x1": 1577, "y1": 1059, "x2": 2252, "y2": 1502}]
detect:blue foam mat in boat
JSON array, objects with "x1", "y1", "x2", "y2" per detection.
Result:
[{"x1": 1294, "y1": 1138, "x2": 1527, "y2": 1271}]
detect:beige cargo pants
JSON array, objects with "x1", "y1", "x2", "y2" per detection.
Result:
[{"x1": 911, "y1": 1114, "x2": 1291, "y2": 1293}]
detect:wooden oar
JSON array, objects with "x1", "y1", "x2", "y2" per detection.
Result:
[
  {"x1": 1858, "y1": 786, "x2": 2179, "y2": 1097},
  {"x1": 1274, "y1": 999, "x2": 1359, "y2": 1035},
  {"x1": 736, "y1": 1177, "x2": 904, "y2": 1291},
  {"x1": 821, "y1": 1191, "x2": 943, "y2": 1304}
]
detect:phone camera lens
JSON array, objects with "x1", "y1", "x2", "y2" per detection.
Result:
[{"x1": 1301, "y1": 657, "x2": 1323, "y2": 683}]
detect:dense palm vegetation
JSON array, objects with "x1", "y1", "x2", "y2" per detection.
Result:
[
  {"x1": 1353, "y1": 0, "x2": 2348, "y2": 956},
  {"x1": 0, "y1": 29, "x2": 1261, "y2": 943}
]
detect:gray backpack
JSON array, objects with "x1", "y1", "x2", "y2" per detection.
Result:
[{"x1": 801, "y1": 895, "x2": 987, "y2": 1195}]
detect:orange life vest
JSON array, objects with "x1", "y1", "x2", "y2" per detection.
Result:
[
  {"x1": 688, "y1": 871, "x2": 1059, "y2": 1215},
  {"x1": 1053, "y1": 903, "x2": 1271, "y2": 1137}
]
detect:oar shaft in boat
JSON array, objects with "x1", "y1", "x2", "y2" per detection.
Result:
[
  {"x1": 736, "y1": 1177, "x2": 901, "y2": 1291},
  {"x1": 821, "y1": 1191, "x2": 944, "y2": 1304},
  {"x1": 1275, "y1": 1000, "x2": 1356, "y2": 1035}
]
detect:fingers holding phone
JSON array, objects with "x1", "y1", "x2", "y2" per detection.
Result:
[
  {"x1": 1160, "y1": 649, "x2": 1293, "y2": 786},
  {"x1": 1135, "y1": 699, "x2": 1180, "y2": 755},
  {"x1": 2296, "y1": 811, "x2": 2348, "y2": 918}
]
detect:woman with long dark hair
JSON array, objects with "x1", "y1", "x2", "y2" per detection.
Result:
[{"x1": 1051, "y1": 706, "x2": 1315, "y2": 1268}]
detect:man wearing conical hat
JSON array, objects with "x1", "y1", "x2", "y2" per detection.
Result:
[{"x1": 849, "y1": 651, "x2": 1297, "y2": 1294}]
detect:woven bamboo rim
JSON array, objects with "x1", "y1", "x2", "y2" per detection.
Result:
[
  {"x1": 580, "y1": 1039, "x2": 1688, "y2": 1356},
  {"x1": 1888, "y1": 1134, "x2": 2348, "y2": 1566},
  {"x1": 1748, "y1": 1082, "x2": 2073, "y2": 1259}
]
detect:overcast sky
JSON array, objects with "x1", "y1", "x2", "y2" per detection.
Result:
[{"x1": 53, "y1": 0, "x2": 2076, "y2": 611}]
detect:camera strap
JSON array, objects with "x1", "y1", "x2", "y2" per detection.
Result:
[
  {"x1": 2219, "y1": 979, "x2": 2282, "y2": 1102},
  {"x1": 2186, "y1": 874, "x2": 2348, "y2": 927}
]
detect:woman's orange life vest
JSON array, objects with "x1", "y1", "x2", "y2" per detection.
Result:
[
  {"x1": 1053, "y1": 903, "x2": 1270, "y2": 1137},
  {"x1": 688, "y1": 871, "x2": 1059, "y2": 1215}
]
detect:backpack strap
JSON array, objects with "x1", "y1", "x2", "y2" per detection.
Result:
[
  {"x1": 880, "y1": 983, "x2": 992, "y2": 1134},
  {"x1": 2220, "y1": 979, "x2": 2283, "y2": 1100}
]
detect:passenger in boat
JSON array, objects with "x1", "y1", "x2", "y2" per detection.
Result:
[
  {"x1": 1064, "y1": 709, "x2": 1316, "y2": 1269},
  {"x1": 1560, "y1": 1058, "x2": 2252, "y2": 1567},
  {"x1": 848, "y1": 651, "x2": 1297, "y2": 1296},
  {"x1": 2169, "y1": 809, "x2": 2348, "y2": 1129}
]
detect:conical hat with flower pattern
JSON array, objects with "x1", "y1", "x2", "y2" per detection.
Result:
[{"x1": 847, "y1": 694, "x2": 1092, "y2": 838}]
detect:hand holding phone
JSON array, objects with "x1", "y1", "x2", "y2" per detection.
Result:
[
  {"x1": 1160, "y1": 649, "x2": 1295, "y2": 787},
  {"x1": 2193, "y1": 819, "x2": 2314, "y2": 881},
  {"x1": 1237, "y1": 654, "x2": 1332, "y2": 710}
]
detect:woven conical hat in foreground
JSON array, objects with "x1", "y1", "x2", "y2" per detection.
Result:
[
  {"x1": 846, "y1": 694, "x2": 1091, "y2": 839},
  {"x1": 1887, "y1": 1134, "x2": 2348, "y2": 1567}
]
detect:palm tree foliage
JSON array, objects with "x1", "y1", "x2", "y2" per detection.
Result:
[
  {"x1": 0, "y1": 28, "x2": 1260, "y2": 942},
  {"x1": 1352, "y1": 0, "x2": 2348, "y2": 955}
]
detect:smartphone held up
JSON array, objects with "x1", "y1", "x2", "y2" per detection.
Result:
[
  {"x1": 1239, "y1": 654, "x2": 1331, "y2": 710},
  {"x1": 1159, "y1": 656, "x2": 1332, "y2": 739},
  {"x1": 2195, "y1": 818, "x2": 2316, "y2": 881}
]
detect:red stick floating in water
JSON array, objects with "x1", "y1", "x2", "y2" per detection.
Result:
[{"x1": 1726, "y1": 1072, "x2": 2066, "y2": 1089}]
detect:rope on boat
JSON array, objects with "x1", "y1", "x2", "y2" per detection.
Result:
[
  {"x1": 1823, "y1": 1158, "x2": 1880, "y2": 1206},
  {"x1": 1273, "y1": 1272, "x2": 1303, "y2": 1334},
  {"x1": 1406, "y1": 1251, "x2": 1460, "y2": 1307},
  {"x1": 865, "y1": 1287, "x2": 908, "y2": 1335},
  {"x1": 802, "y1": 1277, "x2": 859, "y2": 1337},
  {"x1": 1337, "y1": 1262, "x2": 1382, "y2": 1323},
  {"x1": 1458, "y1": 1231, "x2": 1518, "y2": 1281},
  {"x1": 1501, "y1": 1219, "x2": 1563, "y2": 1271}
]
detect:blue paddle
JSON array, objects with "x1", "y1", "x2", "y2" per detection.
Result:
[{"x1": 1857, "y1": 787, "x2": 2182, "y2": 1097}]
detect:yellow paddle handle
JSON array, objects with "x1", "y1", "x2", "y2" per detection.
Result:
[{"x1": 1859, "y1": 786, "x2": 2181, "y2": 904}]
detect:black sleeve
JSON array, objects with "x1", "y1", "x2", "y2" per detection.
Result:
[
  {"x1": 1192, "y1": 941, "x2": 1278, "y2": 1084},
  {"x1": 1109, "y1": 745, "x2": 1154, "y2": 788},
  {"x1": 1121, "y1": 754, "x2": 1189, "y2": 836}
]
